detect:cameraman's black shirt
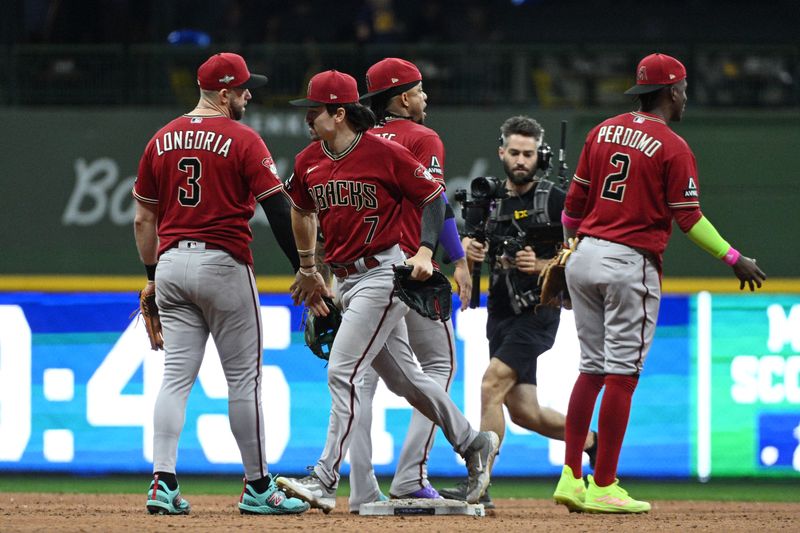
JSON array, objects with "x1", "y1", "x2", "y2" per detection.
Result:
[{"x1": 466, "y1": 180, "x2": 566, "y2": 317}]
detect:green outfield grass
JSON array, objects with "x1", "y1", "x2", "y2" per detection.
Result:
[{"x1": 1, "y1": 475, "x2": 797, "y2": 502}]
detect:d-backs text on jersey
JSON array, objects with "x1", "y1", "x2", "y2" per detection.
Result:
[{"x1": 310, "y1": 180, "x2": 378, "y2": 211}]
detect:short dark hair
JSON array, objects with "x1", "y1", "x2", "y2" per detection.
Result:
[
  {"x1": 636, "y1": 85, "x2": 676, "y2": 112},
  {"x1": 325, "y1": 103, "x2": 376, "y2": 133},
  {"x1": 367, "y1": 81, "x2": 420, "y2": 122},
  {"x1": 499, "y1": 115, "x2": 544, "y2": 146}
]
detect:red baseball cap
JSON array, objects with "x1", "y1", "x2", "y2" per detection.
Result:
[
  {"x1": 361, "y1": 58, "x2": 423, "y2": 99},
  {"x1": 624, "y1": 53, "x2": 687, "y2": 95},
  {"x1": 197, "y1": 52, "x2": 268, "y2": 91},
  {"x1": 289, "y1": 70, "x2": 360, "y2": 107}
]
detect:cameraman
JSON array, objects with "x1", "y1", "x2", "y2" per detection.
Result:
[{"x1": 441, "y1": 116, "x2": 596, "y2": 505}]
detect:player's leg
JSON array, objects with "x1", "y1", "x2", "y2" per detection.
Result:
[
  {"x1": 278, "y1": 262, "x2": 414, "y2": 512},
  {"x1": 593, "y1": 244, "x2": 660, "y2": 486},
  {"x1": 347, "y1": 364, "x2": 385, "y2": 512},
  {"x1": 373, "y1": 325, "x2": 499, "y2": 504},
  {"x1": 389, "y1": 312, "x2": 457, "y2": 498},
  {"x1": 562, "y1": 237, "x2": 607, "y2": 477},
  {"x1": 197, "y1": 252, "x2": 268, "y2": 481},
  {"x1": 148, "y1": 249, "x2": 208, "y2": 514}
]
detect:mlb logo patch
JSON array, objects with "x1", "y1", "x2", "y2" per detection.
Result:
[{"x1": 191, "y1": 117, "x2": 203, "y2": 123}]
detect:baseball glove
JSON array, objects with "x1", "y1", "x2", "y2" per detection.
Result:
[
  {"x1": 393, "y1": 265, "x2": 452, "y2": 322},
  {"x1": 303, "y1": 296, "x2": 342, "y2": 361},
  {"x1": 138, "y1": 285, "x2": 164, "y2": 350},
  {"x1": 537, "y1": 239, "x2": 576, "y2": 310}
]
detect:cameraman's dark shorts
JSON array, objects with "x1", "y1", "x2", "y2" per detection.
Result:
[{"x1": 486, "y1": 307, "x2": 560, "y2": 385}]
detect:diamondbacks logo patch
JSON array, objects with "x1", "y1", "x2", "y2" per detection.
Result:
[
  {"x1": 637, "y1": 66, "x2": 648, "y2": 81},
  {"x1": 262, "y1": 156, "x2": 279, "y2": 176}
]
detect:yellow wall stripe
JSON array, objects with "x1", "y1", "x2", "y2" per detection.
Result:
[{"x1": 0, "y1": 276, "x2": 796, "y2": 294}]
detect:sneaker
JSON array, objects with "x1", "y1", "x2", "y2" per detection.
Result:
[
  {"x1": 439, "y1": 480, "x2": 495, "y2": 509},
  {"x1": 552, "y1": 465, "x2": 586, "y2": 513},
  {"x1": 350, "y1": 492, "x2": 388, "y2": 514},
  {"x1": 585, "y1": 430, "x2": 598, "y2": 470},
  {"x1": 583, "y1": 475, "x2": 651, "y2": 514},
  {"x1": 275, "y1": 469, "x2": 336, "y2": 514},
  {"x1": 146, "y1": 478, "x2": 190, "y2": 515},
  {"x1": 238, "y1": 476, "x2": 310, "y2": 515},
  {"x1": 391, "y1": 485, "x2": 443, "y2": 499},
  {"x1": 462, "y1": 431, "x2": 500, "y2": 504}
]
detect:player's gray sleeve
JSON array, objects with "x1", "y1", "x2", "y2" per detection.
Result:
[
  {"x1": 419, "y1": 194, "x2": 446, "y2": 252},
  {"x1": 259, "y1": 194, "x2": 300, "y2": 271}
]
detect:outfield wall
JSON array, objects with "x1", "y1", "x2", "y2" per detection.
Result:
[
  {"x1": 0, "y1": 108, "x2": 797, "y2": 277},
  {"x1": 0, "y1": 291, "x2": 798, "y2": 479}
]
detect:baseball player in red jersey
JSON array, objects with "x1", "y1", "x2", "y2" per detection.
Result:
[
  {"x1": 275, "y1": 70, "x2": 499, "y2": 513},
  {"x1": 553, "y1": 53, "x2": 766, "y2": 514},
  {"x1": 133, "y1": 52, "x2": 309, "y2": 516},
  {"x1": 345, "y1": 57, "x2": 472, "y2": 509}
]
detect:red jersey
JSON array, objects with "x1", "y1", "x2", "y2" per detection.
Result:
[
  {"x1": 283, "y1": 132, "x2": 444, "y2": 264},
  {"x1": 368, "y1": 117, "x2": 445, "y2": 257},
  {"x1": 565, "y1": 111, "x2": 703, "y2": 265},
  {"x1": 133, "y1": 114, "x2": 283, "y2": 265}
]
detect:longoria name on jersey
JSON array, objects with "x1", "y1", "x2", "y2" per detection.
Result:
[
  {"x1": 310, "y1": 180, "x2": 378, "y2": 211},
  {"x1": 155, "y1": 130, "x2": 234, "y2": 157},
  {"x1": 596, "y1": 125, "x2": 662, "y2": 157}
]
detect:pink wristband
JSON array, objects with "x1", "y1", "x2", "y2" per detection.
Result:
[
  {"x1": 561, "y1": 210, "x2": 583, "y2": 230},
  {"x1": 723, "y1": 247, "x2": 740, "y2": 266}
]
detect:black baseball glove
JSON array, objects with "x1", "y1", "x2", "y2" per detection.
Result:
[
  {"x1": 393, "y1": 265, "x2": 452, "y2": 322},
  {"x1": 303, "y1": 296, "x2": 342, "y2": 361}
]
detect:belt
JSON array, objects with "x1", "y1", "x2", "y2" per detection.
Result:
[
  {"x1": 173, "y1": 240, "x2": 225, "y2": 251},
  {"x1": 331, "y1": 256, "x2": 380, "y2": 279}
]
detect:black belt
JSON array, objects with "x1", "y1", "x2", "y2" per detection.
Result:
[{"x1": 331, "y1": 256, "x2": 380, "y2": 279}]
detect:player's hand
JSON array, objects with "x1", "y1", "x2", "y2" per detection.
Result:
[
  {"x1": 452, "y1": 257, "x2": 472, "y2": 311},
  {"x1": 732, "y1": 255, "x2": 767, "y2": 292},
  {"x1": 406, "y1": 247, "x2": 434, "y2": 280},
  {"x1": 291, "y1": 269, "x2": 329, "y2": 305},
  {"x1": 463, "y1": 237, "x2": 487, "y2": 264},
  {"x1": 306, "y1": 292, "x2": 330, "y2": 317},
  {"x1": 515, "y1": 246, "x2": 541, "y2": 274}
]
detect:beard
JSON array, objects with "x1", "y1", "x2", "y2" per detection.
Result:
[
  {"x1": 230, "y1": 103, "x2": 245, "y2": 121},
  {"x1": 503, "y1": 160, "x2": 536, "y2": 185}
]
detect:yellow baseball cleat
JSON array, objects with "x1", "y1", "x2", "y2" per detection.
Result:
[
  {"x1": 583, "y1": 475, "x2": 651, "y2": 514},
  {"x1": 553, "y1": 465, "x2": 586, "y2": 513}
]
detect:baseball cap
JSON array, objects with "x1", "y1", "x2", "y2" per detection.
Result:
[
  {"x1": 197, "y1": 52, "x2": 268, "y2": 91},
  {"x1": 289, "y1": 70, "x2": 360, "y2": 107},
  {"x1": 361, "y1": 58, "x2": 423, "y2": 100},
  {"x1": 624, "y1": 53, "x2": 687, "y2": 95}
]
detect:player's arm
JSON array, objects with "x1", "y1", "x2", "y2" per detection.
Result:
[
  {"x1": 678, "y1": 211, "x2": 766, "y2": 291},
  {"x1": 289, "y1": 207, "x2": 329, "y2": 314},
  {"x1": 259, "y1": 193, "x2": 300, "y2": 272},
  {"x1": 407, "y1": 193, "x2": 446, "y2": 280},
  {"x1": 667, "y1": 153, "x2": 765, "y2": 291},
  {"x1": 439, "y1": 198, "x2": 471, "y2": 310},
  {"x1": 134, "y1": 200, "x2": 159, "y2": 275}
]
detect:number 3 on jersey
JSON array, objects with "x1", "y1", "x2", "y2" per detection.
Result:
[
  {"x1": 601, "y1": 152, "x2": 630, "y2": 202},
  {"x1": 178, "y1": 157, "x2": 202, "y2": 207}
]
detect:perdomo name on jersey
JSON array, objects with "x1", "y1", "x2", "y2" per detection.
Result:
[
  {"x1": 155, "y1": 130, "x2": 233, "y2": 158},
  {"x1": 596, "y1": 125, "x2": 662, "y2": 158}
]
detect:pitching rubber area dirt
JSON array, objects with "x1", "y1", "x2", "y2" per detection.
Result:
[{"x1": 1, "y1": 494, "x2": 798, "y2": 532}]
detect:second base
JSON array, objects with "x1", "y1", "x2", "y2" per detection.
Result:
[{"x1": 359, "y1": 498, "x2": 485, "y2": 517}]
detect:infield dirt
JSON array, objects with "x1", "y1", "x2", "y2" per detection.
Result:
[{"x1": 2, "y1": 493, "x2": 798, "y2": 532}]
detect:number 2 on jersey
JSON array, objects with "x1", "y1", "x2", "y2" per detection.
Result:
[
  {"x1": 600, "y1": 152, "x2": 630, "y2": 202},
  {"x1": 178, "y1": 157, "x2": 202, "y2": 207},
  {"x1": 363, "y1": 216, "x2": 379, "y2": 244}
]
